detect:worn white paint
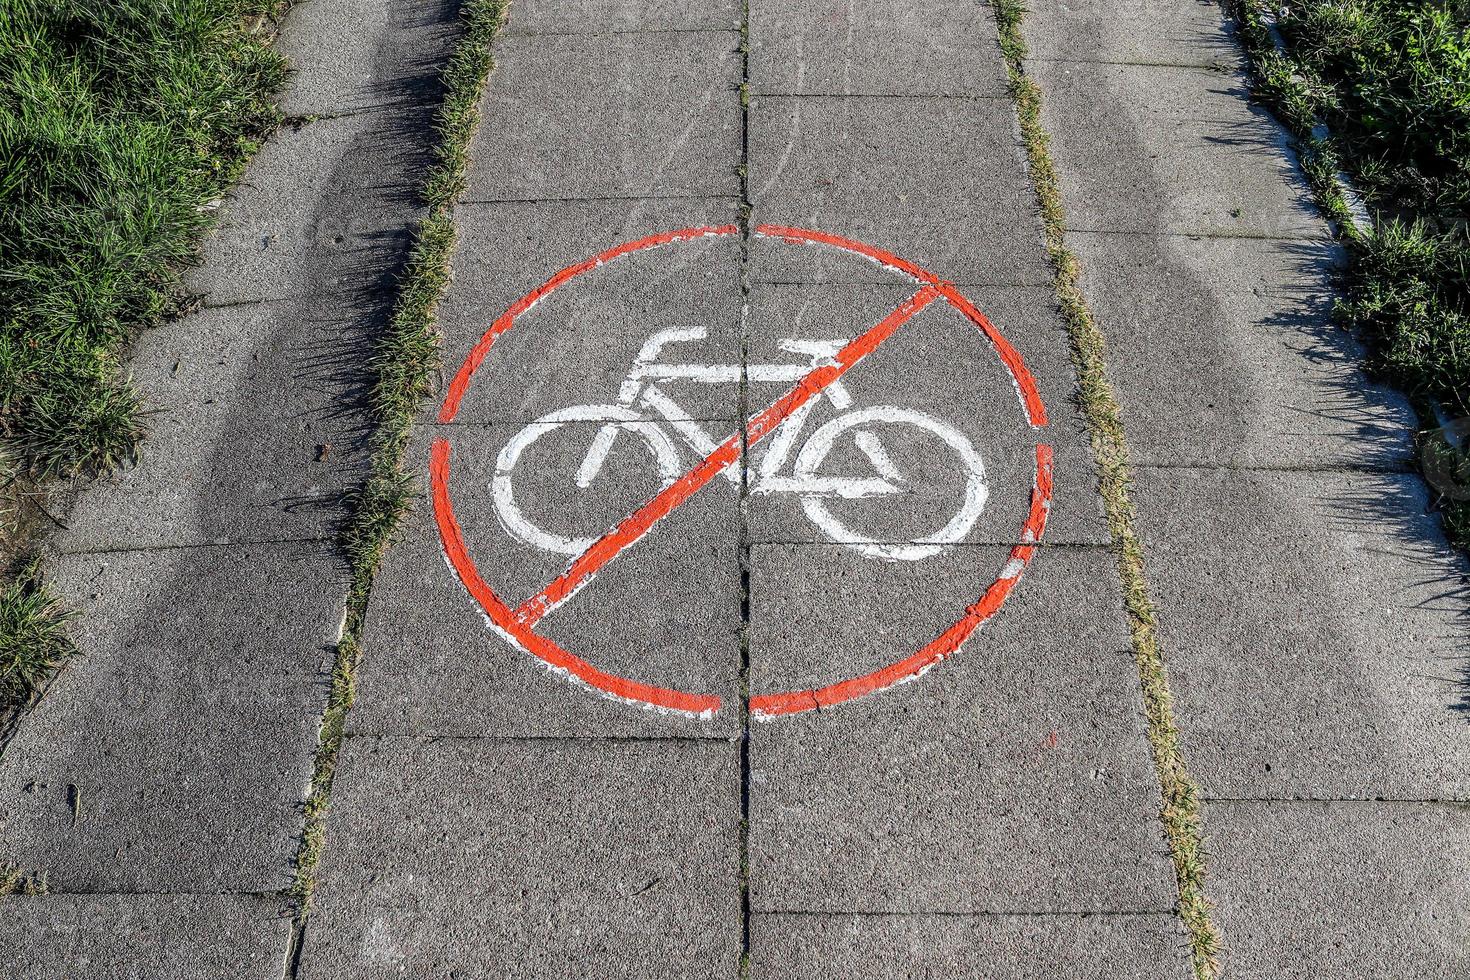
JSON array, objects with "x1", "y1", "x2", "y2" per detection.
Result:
[
  {"x1": 493, "y1": 404, "x2": 683, "y2": 556},
  {"x1": 491, "y1": 328, "x2": 989, "y2": 561}
]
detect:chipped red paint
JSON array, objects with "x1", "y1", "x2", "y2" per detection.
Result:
[{"x1": 432, "y1": 225, "x2": 1053, "y2": 719}]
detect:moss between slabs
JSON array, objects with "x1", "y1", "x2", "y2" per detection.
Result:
[
  {"x1": 289, "y1": 0, "x2": 509, "y2": 913},
  {"x1": 994, "y1": 2, "x2": 1221, "y2": 975}
]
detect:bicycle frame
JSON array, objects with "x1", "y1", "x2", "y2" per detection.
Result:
[{"x1": 575, "y1": 326, "x2": 904, "y2": 497}]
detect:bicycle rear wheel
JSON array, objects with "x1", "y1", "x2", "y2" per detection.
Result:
[{"x1": 493, "y1": 405, "x2": 683, "y2": 555}]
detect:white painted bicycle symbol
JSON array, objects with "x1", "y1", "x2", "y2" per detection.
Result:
[{"x1": 493, "y1": 325, "x2": 988, "y2": 562}]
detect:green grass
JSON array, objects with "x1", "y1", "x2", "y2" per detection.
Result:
[
  {"x1": 290, "y1": 0, "x2": 509, "y2": 913},
  {"x1": 0, "y1": 0, "x2": 289, "y2": 720},
  {"x1": 0, "y1": 864, "x2": 47, "y2": 895},
  {"x1": 0, "y1": 559, "x2": 75, "y2": 712},
  {"x1": 0, "y1": 0, "x2": 290, "y2": 478},
  {"x1": 1231, "y1": 0, "x2": 1470, "y2": 538},
  {"x1": 995, "y1": 2, "x2": 1221, "y2": 975}
]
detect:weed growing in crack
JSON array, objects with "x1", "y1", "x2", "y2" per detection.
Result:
[
  {"x1": 0, "y1": 559, "x2": 75, "y2": 713},
  {"x1": 994, "y1": 1, "x2": 1221, "y2": 975},
  {"x1": 289, "y1": 0, "x2": 510, "y2": 915}
]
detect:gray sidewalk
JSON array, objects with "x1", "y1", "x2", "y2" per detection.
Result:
[
  {"x1": 299, "y1": 0, "x2": 1184, "y2": 976},
  {"x1": 0, "y1": 0, "x2": 462, "y2": 973},
  {"x1": 1026, "y1": 0, "x2": 1470, "y2": 974},
  {"x1": 3, "y1": 1, "x2": 1468, "y2": 977}
]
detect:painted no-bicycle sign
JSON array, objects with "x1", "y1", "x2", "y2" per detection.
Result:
[{"x1": 431, "y1": 224, "x2": 1053, "y2": 720}]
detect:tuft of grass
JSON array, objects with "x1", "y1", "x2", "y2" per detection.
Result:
[
  {"x1": 289, "y1": 0, "x2": 509, "y2": 913},
  {"x1": 1228, "y1": 0, "x2": 1470, "y2": 542},
  {"x1": 421, "y1": 1, "x2": 504, "y2": 208},
  {"x1": 995, "y1": 1, "x2": 1221, "y2": 975},
  {"x1": 0, "y1": 865, "x2": 47, "y2": 895},
  {"x1": 1272, "y1": 0, "x2": 1470, "y2": 218},
  {"x1": 0, "y1": 558, "x2": 76, "y2": 713},
  {"x1": 0, "y1": 0, "x2": 290, "y2": 477},
  {"x1": 288, "y1": 631, "x2": 357, "y2": 906},
  {"x1": 1339, "y1": 217, "x2": 1470, "y2": 412}
]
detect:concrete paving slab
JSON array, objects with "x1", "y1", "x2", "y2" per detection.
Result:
[
  {"x1": 276, "y1": 0, "x2": 460, "y2": 117},
  {"x1": 465, "y1": 32, "x2": 742, "y2": 200},
  {"x1": 503, "y1": 0, "x2": 742, "y2": 33},
  {"x1": 0, "y1": 540, "x2": 342, "y2": 892},
  {"x1": 1133, "y1": 466, "x2": 1470, "y2": 800},
  {"x1": 749, "y1": 0, "x2": 1009, "y2": 97},
  {"x1": 187, "y1": 113, "x2": 427, "y2": 305},
  {"x1": 53, "y1": 297, "x2": 368, "y2": 551},
  {"x1": 444, "y1": 196, "x2": 739, "y2": 311},
  {"x1": 0, "y1": 893, "x2": 291, "y2": 980},
  {"x1": 749, "y1": 912, "x2": 1192, "y2": 978},
  {"x1": 1030, "y1": 60, "x2": 1321, "y2": 238},
  {"x1": 1070, "y1": 232, "x2": 1415, "y2": 468},
  {"x1": 747, "y1": 545, "x2": 1176, "y2": 913},
  {"x1": 748, "y1": 544, "x2": 1130, "y2": 705},
  {"x1": 347, "y1": 429, "x2": 741, "y2": 738},
  {"x1": 1205, "y1": 801, "x2": 1470, "y2": 977},
  {"x1": 439, "y1": 201, "x2": 745, "y2": 425},
  {"x1": 297, "y1": 735, "x2": 741, "y2": 979},
  {"x1": 1023, "y1": 0, "x2": 1240, "y2": 68},
  {"x1": 747, "y1": 96, "x2": 1051, "y2": 286}
]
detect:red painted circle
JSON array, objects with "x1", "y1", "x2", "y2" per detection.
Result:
[{"x1": 431, "y1": 225, "x2": 1053, "y2": 719}]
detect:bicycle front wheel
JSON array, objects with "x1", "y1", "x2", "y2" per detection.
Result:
[{"x1": 792, "y1": 406, "x2": 988, "y2": 562}]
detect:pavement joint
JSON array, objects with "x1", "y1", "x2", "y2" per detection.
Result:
[
  {"x1": 1204, "y1": 797, "x2": 1470, "y2": 805},
  {"x1": 736, "y1": 1, "x2": 755, "y2": 973},
  {"x1": 460, "y1": 192, "x2": 744, "y2": 205},
  {"x1": 1064, "y1": 227, "x2": 1330, "y2": 243},
  {"x1": 377, "y1": 733, "x2": 741, "y2": 744},
  {"x1": 751, "y1": 279, "x2": 1058, "y2": 288},
  {"x1": 198, "y1": 286, "x2": 385, "y2": 310},
  {"x1": 750, "y1": 92, "x2": 1014, "y2": 102},
  {"x1": 753, "y1": 92, "x2": 1011, "y2": 102},
  {"x1": 738, "y1": 540, "x2": 1116, "y2": 549},
  {"x1": 1028, "y1": 57, "x2": 1240, "y2": 71},
  {"x1": 751, "y1": 907, "x2": 1181, "y2": 919},
  {"x1": 503, "y1": 28, "x2": 743, "y2": 38},
  {"x1": 1137, "y1": 461, "x2": 1416, "y2": 475},
  {"x1": 197, "y1": 296, "x2": 283, "y2": 311},
  {"x1": 0, "y1": 888, "x2": 291, "y2": 899},
  {"x1": 53, "y1": 536, "x2": 337, "y2": 558},
  {"x1": 457, "y1": 194, "x2": 744, "y2": 210},
  {"x1": 278, "y1": 108, "x2": 392, "y2": 126}
]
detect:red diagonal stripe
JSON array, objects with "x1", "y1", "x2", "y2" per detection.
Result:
[
  {"x1": 431, "y1": 441, "x2": 723, "y2": 715},
  {"x1": 755, "y1": 224, "x2": 1048, "y2": 428},
  {"x1": 513, "y1": 285, "x2": 942, "y2": 628}
]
